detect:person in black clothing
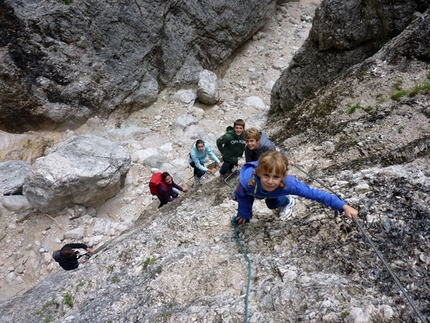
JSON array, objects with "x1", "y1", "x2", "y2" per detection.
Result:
[{"x1": 55, "y1": 243, "x2": 94, "y2": 271}]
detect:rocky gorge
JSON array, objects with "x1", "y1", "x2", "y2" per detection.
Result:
[{"x1": 0, "y1": 0, "x2": 429, "y2": 322}]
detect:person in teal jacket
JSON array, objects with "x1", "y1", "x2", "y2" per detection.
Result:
[
  {"x1": 234, "y1": 151, "x2": 358, "y2": 224},
  {"x1": 216, "y1": 119, "x2": 246, "y2": 176},
  {"x1": 189, "y1": 139, "x2": 222, "y2": 184}
]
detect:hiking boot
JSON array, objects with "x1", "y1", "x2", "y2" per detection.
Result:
[
  {"x1": 279, "y1": 196, "x2": 296, "y2": 220},
  {"x1": 198, "y1": 176, "x2": 205, "y2": 185}
]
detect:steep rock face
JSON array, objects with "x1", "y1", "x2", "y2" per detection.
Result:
[
  {"x1": 0, "y1": 0, "x2": 276, "y2": 132},
  {"x1": 268, "y1": 7, "x2": 430, "y2": 147},
  {"x1": 270, "y1": 0, "x2": 430, "y2": 114}
]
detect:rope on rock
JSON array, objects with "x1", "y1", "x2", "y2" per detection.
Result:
[{"x1": 231, "y1": 216, "x2": 251, "y2": 323}]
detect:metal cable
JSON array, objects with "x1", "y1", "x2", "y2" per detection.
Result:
[{"x1": 292, "y1": 163, "x2": 426, "y2": 322}]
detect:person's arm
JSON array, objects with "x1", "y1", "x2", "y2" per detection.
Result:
[
  {"x1": 190, "y1": 151, "x2": 208, "y2": 172},
  {"x1": 285, "y1": 175, "x2": 356, "y2": 218},
  {"x1": 205, "y1": 146, "x2": 222, "y2": 172},
  {"x1": 342, "y1": 205, "x2": 358, "y2": 220},
  {"x1": 216, "y1": 134, "x2": 227, "y2": 155},
  {"x1": 259, "y1": 142, "x2": 276, "y2": 154},
  {"x1": 172, "y1": 181, "x2": 188, "y2": 193},
  {"x1": 235, "y1": 183, "x2": 254, "y2": 222},
  {"x1": 206, "y1": 146, "x2": 220, "y2": 164}
]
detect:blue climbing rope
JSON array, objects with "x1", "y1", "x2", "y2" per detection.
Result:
[{"x1": 231, "y1": 216, "x2": 252, "y2": 323}]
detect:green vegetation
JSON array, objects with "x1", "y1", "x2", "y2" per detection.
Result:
[
  {"x1": 363, "y1": 105, "x2": 374, "y2": 112},
  {"x1": 157, "y1": 310, "x2": 174, "y2": 319},
  {"x1": 107, "y1": 264, "x2": 114, "y2": 274},
  {"x1": 410, "y1": 81, "x2": 430, "y2": 95},
  {"x1": 42, "y1": 300, "x2": 57, "y2": 311},
  {"x1": 142, "y1": 256, "x2": 156, "y2": 270},
  {"x1": 398, "y1": 126, "x2": 404, "y2": 134},
  {"x1": 376, "y1": 94, "x2": 386, "y2": 103},
  {"x1": 342, "y1": 311, "x2": 349, "y2": 318},
  {"x1": 112, "y1": 276, "x2": 121, "y2": 283},
  {"x1": 76, "y1": 281, "x2": 85, "y2": 292},
  {"x1": 35, "y1": 299, "x2": 58, "y2": 318},
  {"x1": 347, "y1": 103, "x2": 378, "y2": 114},
  {"x1": 393, "y1": 78, "x2": 403, "y2": 91},
  {"x1": 348, "y1": 103, "x2": 361, "y2": 114},
  {"x1": 64, "y1": 293, "x2": 73, "y2": 308},
  {"x1": 391, "y1": 75, "x2": 430, "y2": 100},
  {"x1": 59, "y1": 0, "x2": 73, "y2": 4},
  {"x1": 95, "y1": 76, "x2": 101, "y2": 83},
  {"x1": 391, "y1": 90, "x2": 408, "y2": 101},
  {"x1": 156, "y1": 239, "x2": 162, "y2": 248},
  {"x1": 44, "y1": 318, "x2": 55, "y2": 323}
]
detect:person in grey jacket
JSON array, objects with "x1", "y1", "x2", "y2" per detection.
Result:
[{"x1": 244, "y1": 128, "x2": 294, "y2": 165}]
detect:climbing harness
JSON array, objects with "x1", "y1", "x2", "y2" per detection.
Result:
[
  {"x1": 231, "y1": 216, "x2": 252, "y2": 323},
  {"x1": 291, "y1": 163, "x2": 426, "y2": 322}
]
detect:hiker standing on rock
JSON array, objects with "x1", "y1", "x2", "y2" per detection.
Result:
[
  {"x1": 234, "y1": 151, "x2": 358, "y2": 224},
  {"x1": 244, "y1": 128, "x2": 293, "y2": 165},
  {"x1": 53, "y1": 243, "x2": 94, "y2": 271},
  {"x1": 216, "y1": 119, "x2": 246, "y2": 177},
  {"x1": 157, "y1": 172, "x2": 188, "y2": 208},
  {"x1": 189, "y1": 139, "x2": 222, "y2": 185}
]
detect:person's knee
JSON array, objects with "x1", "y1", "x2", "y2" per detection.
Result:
[{"x1": 265, "y1": 199, "x2": 279, "y2": 209}]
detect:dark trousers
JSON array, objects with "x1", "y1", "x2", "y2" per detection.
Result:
[
  {"x1": 158, "y1": 192, "x2": 179, "y2": 208},
  {"x1": 189, "y1": 162, "x2": 206, "y2": 178},
  {"x1": 219, "y1": 161, "x2": 237, "y2": 175},
  {"x1": 265, "y1": 195, "x2": 290, "y2": 209}
]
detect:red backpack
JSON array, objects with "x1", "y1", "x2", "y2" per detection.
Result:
[{"x1": 149, "y1": 172, "x2": 168, "y2": 195}]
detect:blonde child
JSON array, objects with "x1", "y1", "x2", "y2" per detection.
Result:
[
  {"x1": 234, "y1": 151, "x2": 357, "y2": 224},
  {"x1": 244, "y1": 128, "x2": 293, "y2": 165}
]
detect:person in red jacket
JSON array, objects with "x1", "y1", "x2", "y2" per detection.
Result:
[{"x1": 157, "y1": 172, "x2": 188, "y2": 208}]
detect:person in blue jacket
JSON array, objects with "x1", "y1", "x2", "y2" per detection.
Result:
[
  {"x1": 189, "y1": 139, "x2": 222, "y2": 185},
  {"x1": 234, "y1": 151, "x2": 358, "y2": 224}
]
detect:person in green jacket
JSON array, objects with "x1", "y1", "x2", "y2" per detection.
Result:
[{"x1": 216, "y1": 119, "x2": 246, "y2": 176}]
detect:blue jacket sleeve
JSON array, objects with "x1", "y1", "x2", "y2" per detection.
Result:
[
  {"x1": 206, "y1": 146, "x2": 220, "y2": 164},
  {"x1": 285, "y1": 175, "x2": 345, "y2": 212},
  {"x1": 190, "y1": 150, "x2": 208, "y2": 172},
  {"x1": 235, "y1": 183, "x2": 254, "y2": 220}
]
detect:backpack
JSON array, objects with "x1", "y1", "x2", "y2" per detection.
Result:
[
  {"x1": 52, "y1": 250, "x2": 61, "y2": 262},
  {"x1": 149, "y1": 172, "x2": 168, "y2": 195}
]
